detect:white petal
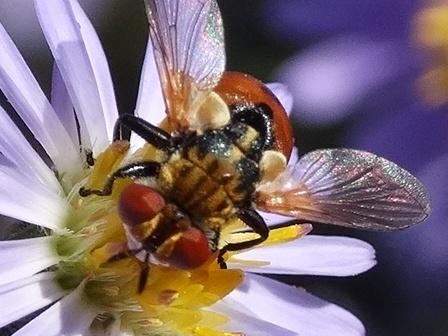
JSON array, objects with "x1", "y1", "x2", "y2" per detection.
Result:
[
  {"x1": 230, "y1": 235, "x2": 376, "y2": 276},
  {"x1": 13, "y1": 284, "x2": 98, "y2": 336},
  {"x1": 278, "y1": 35, "x2": 409, "y2": 126},
  {"x1": 0, "y1": 153, "x2": 13, "y2": 167},
  {"x1": 133, "y1": 38, "x2": 166, "y2": 148},
  {"x1": 0, "y1": 272, "x2": 67, "y2": 329},
  {"x1": 0, "y1": 22, "x2": 79, "y2": 174},
  {"x1": 34, "y1": 0, "x2": 118, "y2": 154},
  {"x1": 267, "y1": 82, "x2": 293, "y2": 115},
  {"x1": 51, "y1": 64, "x2": 79, "y2": 148},
  {"x1": 0, "y1": 167, "x2": 68, "y2": 230},
  {"x1": 0, "y1": 107, "x2": 62, "y2": 194},
  {"x1": 229, "y1": 273, "x2": 365, "y2": 336},
  {"x1": 0, "y1": 237, "x2": 59, "y2": 286},
  {"x1": 259, "y1": 211, "x2": 296, "y2": 227},
  {"x1": 69, "y1": 0, "x2": 118, "y2": 139},
  {"x1": 211, "y1": 299, "x2": 297, "y2": 336}
]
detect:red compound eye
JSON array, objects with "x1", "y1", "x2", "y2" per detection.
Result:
[
  {"x1": 118, "y1": 183, "x2": 166, "y2": 226},
  {"x1": 167, "y1": 227, "x2": 212, "y2": 270}
]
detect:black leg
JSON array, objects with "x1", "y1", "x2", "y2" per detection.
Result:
[
  {"x1": 105, "y1": 246, "x2": 150, "y2": 294},
  {"x1": 107, "y1": 247, "x2": 143, "y2": 262},
  {"x1": 85, "y1": 149, "x2": 95, "y2": 167},
  {"x1": 79, "y1": 161, "x2": 161, "y2": 197},
  {"x1": 138, "y1": 253, "x2": 150, "y2": 293},
  {"x1": 217, "y1": 209, "x2": 269, "y2": 268},
  {"x1": 230, "y1": 104, "x2": 275, "y2": 155},
  {"x1": 113, "y1": 114, "x2": 171, "y2": 150}
]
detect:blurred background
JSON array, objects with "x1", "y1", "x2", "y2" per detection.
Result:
[{"x1": 1, "y1": 0, "x2": 447, "y2": 335}]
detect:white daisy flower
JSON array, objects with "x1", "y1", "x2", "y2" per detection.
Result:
[{"x1": 0, "y1": 0, "x2": 405, "y2": 335}]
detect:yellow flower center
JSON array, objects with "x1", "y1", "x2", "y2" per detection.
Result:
[
  {"x1": 55, "y1": 142, "x2": 244, "y2": 335},
  {"x1": 414, "y1": 4, "x2": 448, "y2": 106}
]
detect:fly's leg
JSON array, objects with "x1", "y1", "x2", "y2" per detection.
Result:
[
  {"x1": 138, "y1": 253, "x2": 150, "y2": 294},
  {"x1": 107, "y1": 244, "x2": 143, "y2": 262},
  {"x1": 113, "y1": 114, "x2": 171, "y2": 150},
  {"x1": 80, "y1": 114, "x2": 168, "y2": 197},
  {"x1": 111, "y1": 250, "x2": 151, "y2": 294},
  {"x1": 85, "y1": 149, "x2": 95, "y2": 166},
  {"x1": 79, "y1": 161, "x2": 161, "y2": 197},
  {"x1": 217, "y1": 209, "x2": 269, "y2": 269},
  {"x1": 104, "y1": 244, "x2": 150, "y2": 294}
]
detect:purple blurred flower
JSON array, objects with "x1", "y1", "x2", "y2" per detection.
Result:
[
  {"x1": 262, "y1": 0, "x2": 435, "y2": 126},
  {"x1": 265, "y1": 0, "x2": 420, "y2": 41},
  {"x1": 276, "y1": 35, "x2": 412, "y2": 125},
  {"x1": 262, "y1": 0, "x2": 448, "y2": 310}
]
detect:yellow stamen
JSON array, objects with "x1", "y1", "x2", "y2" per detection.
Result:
[
  {"x1": 414, "y1": 4, "x2": 448, "y2": 106},
  {"x1": 417, "y1": 65, "x2": 448, "y2": 106},
  {"x1": 194, "y1": 326, "x2": 245, "y2": 336},
  {"x1": 86, "y1": 140, "x2": 130, "y2": 192}
]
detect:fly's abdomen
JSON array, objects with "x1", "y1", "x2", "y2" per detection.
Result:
[{"x1": 160, "y1": 157, "x2": 235, "y2": 218}]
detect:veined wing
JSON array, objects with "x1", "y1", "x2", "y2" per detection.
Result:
[
  {"x1": 256, "y1": 149, "x2": 430, "y2": 231},
  {"x1": 144, "y1": 0, "x2": 225, "y2": 131}
]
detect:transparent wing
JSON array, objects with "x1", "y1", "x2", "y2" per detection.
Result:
[
  {"x1": 256, "y1": 149, "x2": 430, "y2": 231},
  {"x1": 144, "y1": 0, "x2": 225, "y2": 130}
]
